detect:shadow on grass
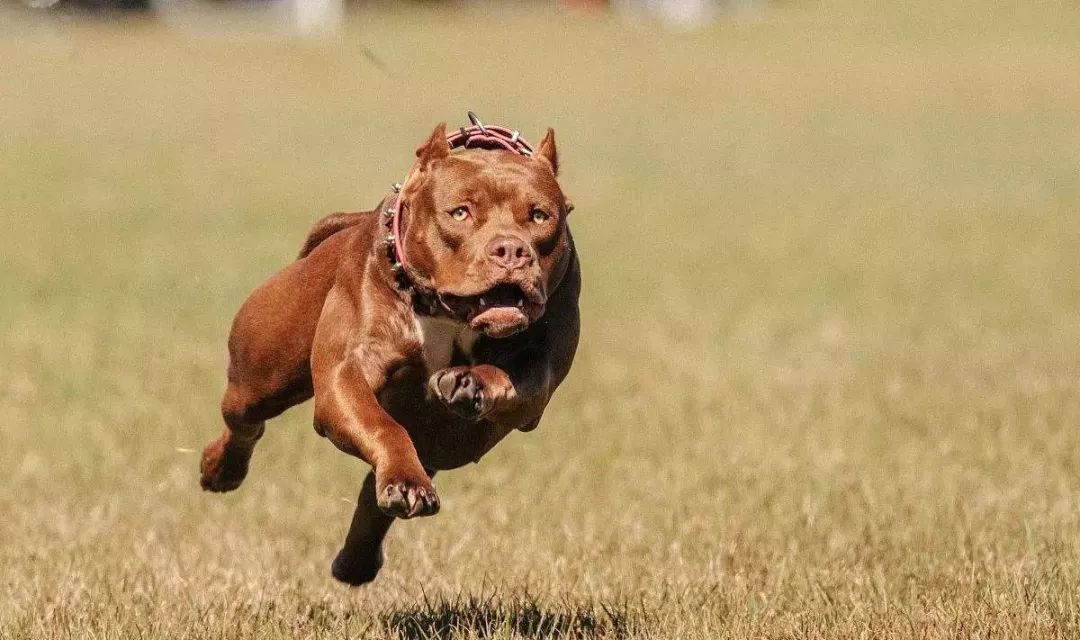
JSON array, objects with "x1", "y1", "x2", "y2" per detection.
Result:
[{"x1": 382, "y1": 594, "x2": 631, "y2": 639}]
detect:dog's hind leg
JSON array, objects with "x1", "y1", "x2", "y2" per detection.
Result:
[
  {"x1": 201, "y1": 223, "x2": 343, "y2": 493},
  {"x1": 200, "y1": 380, "x2": 310, "y2": 492},
  {"x1": 331, "y1": 469, "x2": 436, "y2": 585}
]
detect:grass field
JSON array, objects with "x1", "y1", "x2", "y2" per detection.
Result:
[{"x1": 3, "y1": 2, "x2": 1080, "y2": 638}]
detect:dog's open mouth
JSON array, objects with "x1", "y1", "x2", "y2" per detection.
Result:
[{"x1": 440, "y1": 284, "x2": 537, "y2": 338}]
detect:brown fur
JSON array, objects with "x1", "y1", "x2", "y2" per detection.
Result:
[
  {"x1": 297, "y1": 211, "x2": 364, "y2": 259},
  {"x1": 199, "y1": 123, "x2": 580, "y2": 585}
]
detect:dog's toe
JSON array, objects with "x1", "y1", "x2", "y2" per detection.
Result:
[
  {"x1": 377, "y1": 475, "x2": 440, "y2": 519},
  {"x1": 200, "y1": 472, "x2": 244, "y2": 493},
  {"x1": 430, "y1": 367, "x2": 492, "y2": 420}
]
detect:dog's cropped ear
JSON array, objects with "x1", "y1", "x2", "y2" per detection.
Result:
[
  {"x1": 536, "y1": 128, "x2": 558, "y2": 176},
  {"x1": 416, "y1": 122, "x2": 450, "y2": 168}
]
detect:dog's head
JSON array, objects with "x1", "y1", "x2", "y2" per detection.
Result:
[{"x1": 398, "y1": 123, "x2": 573, "y2": 339}]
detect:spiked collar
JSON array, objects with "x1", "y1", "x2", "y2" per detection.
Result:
[{"x1": 379, "y1": 112, "x2": 536, "y2": 317}]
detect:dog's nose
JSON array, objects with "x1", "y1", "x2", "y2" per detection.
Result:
[{"x1": 486, "y1": 235, "x2": 534, "y2": 271}]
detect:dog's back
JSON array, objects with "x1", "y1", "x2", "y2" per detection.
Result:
[{"x1": 297, "y1": 211, "x2": 367, "y2": 259}]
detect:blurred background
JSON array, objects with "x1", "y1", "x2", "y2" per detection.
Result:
[
  {"x1": 2, "y1": 1, "x2": 1080, "y2": 638},
  {"x1": 7, "y1": 0, "x2": 754, "y2": 30}
]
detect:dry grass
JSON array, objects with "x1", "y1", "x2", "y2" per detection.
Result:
[{"x1": 2, "y1": 2, "x2": 1080, "y2": 638}]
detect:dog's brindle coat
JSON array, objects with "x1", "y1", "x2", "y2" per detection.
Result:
[{"x1": 199, "y1": 123, "x2": 580, "y2": 584}]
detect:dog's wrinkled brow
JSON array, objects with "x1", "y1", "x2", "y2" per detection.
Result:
[{"x1": 436, "y1": 166, "x2": 558, "y2": 209}]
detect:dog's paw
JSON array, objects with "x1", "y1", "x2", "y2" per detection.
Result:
[
  {"x1": 331, "y1": 547, "x2": 384, "y2": 586},
  {"x1": 429, "y1": 366, "x2": 497, "y2": 421},
  {"x1": 199, "y1": 437, "x2": 252, "y2": 492},
  {"x1": 376, "y1": 470, "x2": 440, "y2": 519}
]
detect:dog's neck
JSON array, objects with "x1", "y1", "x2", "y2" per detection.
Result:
[{"x1": 373, "y1": 192, "x2": 447, "y2": 319}]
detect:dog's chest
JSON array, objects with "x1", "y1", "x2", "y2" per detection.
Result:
[{"x1": 413, "y1": 315, "x2": 478, "y2": 372}]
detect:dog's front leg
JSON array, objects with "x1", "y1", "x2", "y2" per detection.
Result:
[
  {"x1": 429, "y1": 361, "x2": 549, "y2": 430},
  {"x1": 431, "y1": 257, "x2": 581, "y2": 431},
  {"x1": 314, "y1": 353, "x2": 439, "y2": 519}
]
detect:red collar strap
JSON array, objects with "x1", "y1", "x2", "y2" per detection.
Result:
[
  {"x1": 445, "y1": 111, "x2": 535, "y2": 156},
  {"x1": 381, "y1": 112, "x2": 535, "y2": 314}
]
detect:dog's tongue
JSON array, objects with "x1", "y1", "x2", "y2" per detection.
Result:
[{"x1": 469, "y1": 306, "x2": 528, "y2": 338}]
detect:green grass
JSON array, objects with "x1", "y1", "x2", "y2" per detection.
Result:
[{"x1": 3, "y1": 2, "x2": 1080, "y2": 637}]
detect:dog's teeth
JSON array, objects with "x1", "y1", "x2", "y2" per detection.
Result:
[
  {"x1": 516, "y1": 299, "x2": 524, "y2": 308},
  {"x1": 479, "y1": 297, "x2": 487, "y2": 307}
]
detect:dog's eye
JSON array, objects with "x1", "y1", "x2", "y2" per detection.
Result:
[
  {"x1": 530, "y1": 208, "x2": 549, "y2": 224},
  {"x1": 449, "y1": 206, "x2": 470, "y2": 221}
]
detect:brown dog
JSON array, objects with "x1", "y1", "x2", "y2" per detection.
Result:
[{"x1": 199, "y1": 117, "x2": 580, "y2": 585}]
